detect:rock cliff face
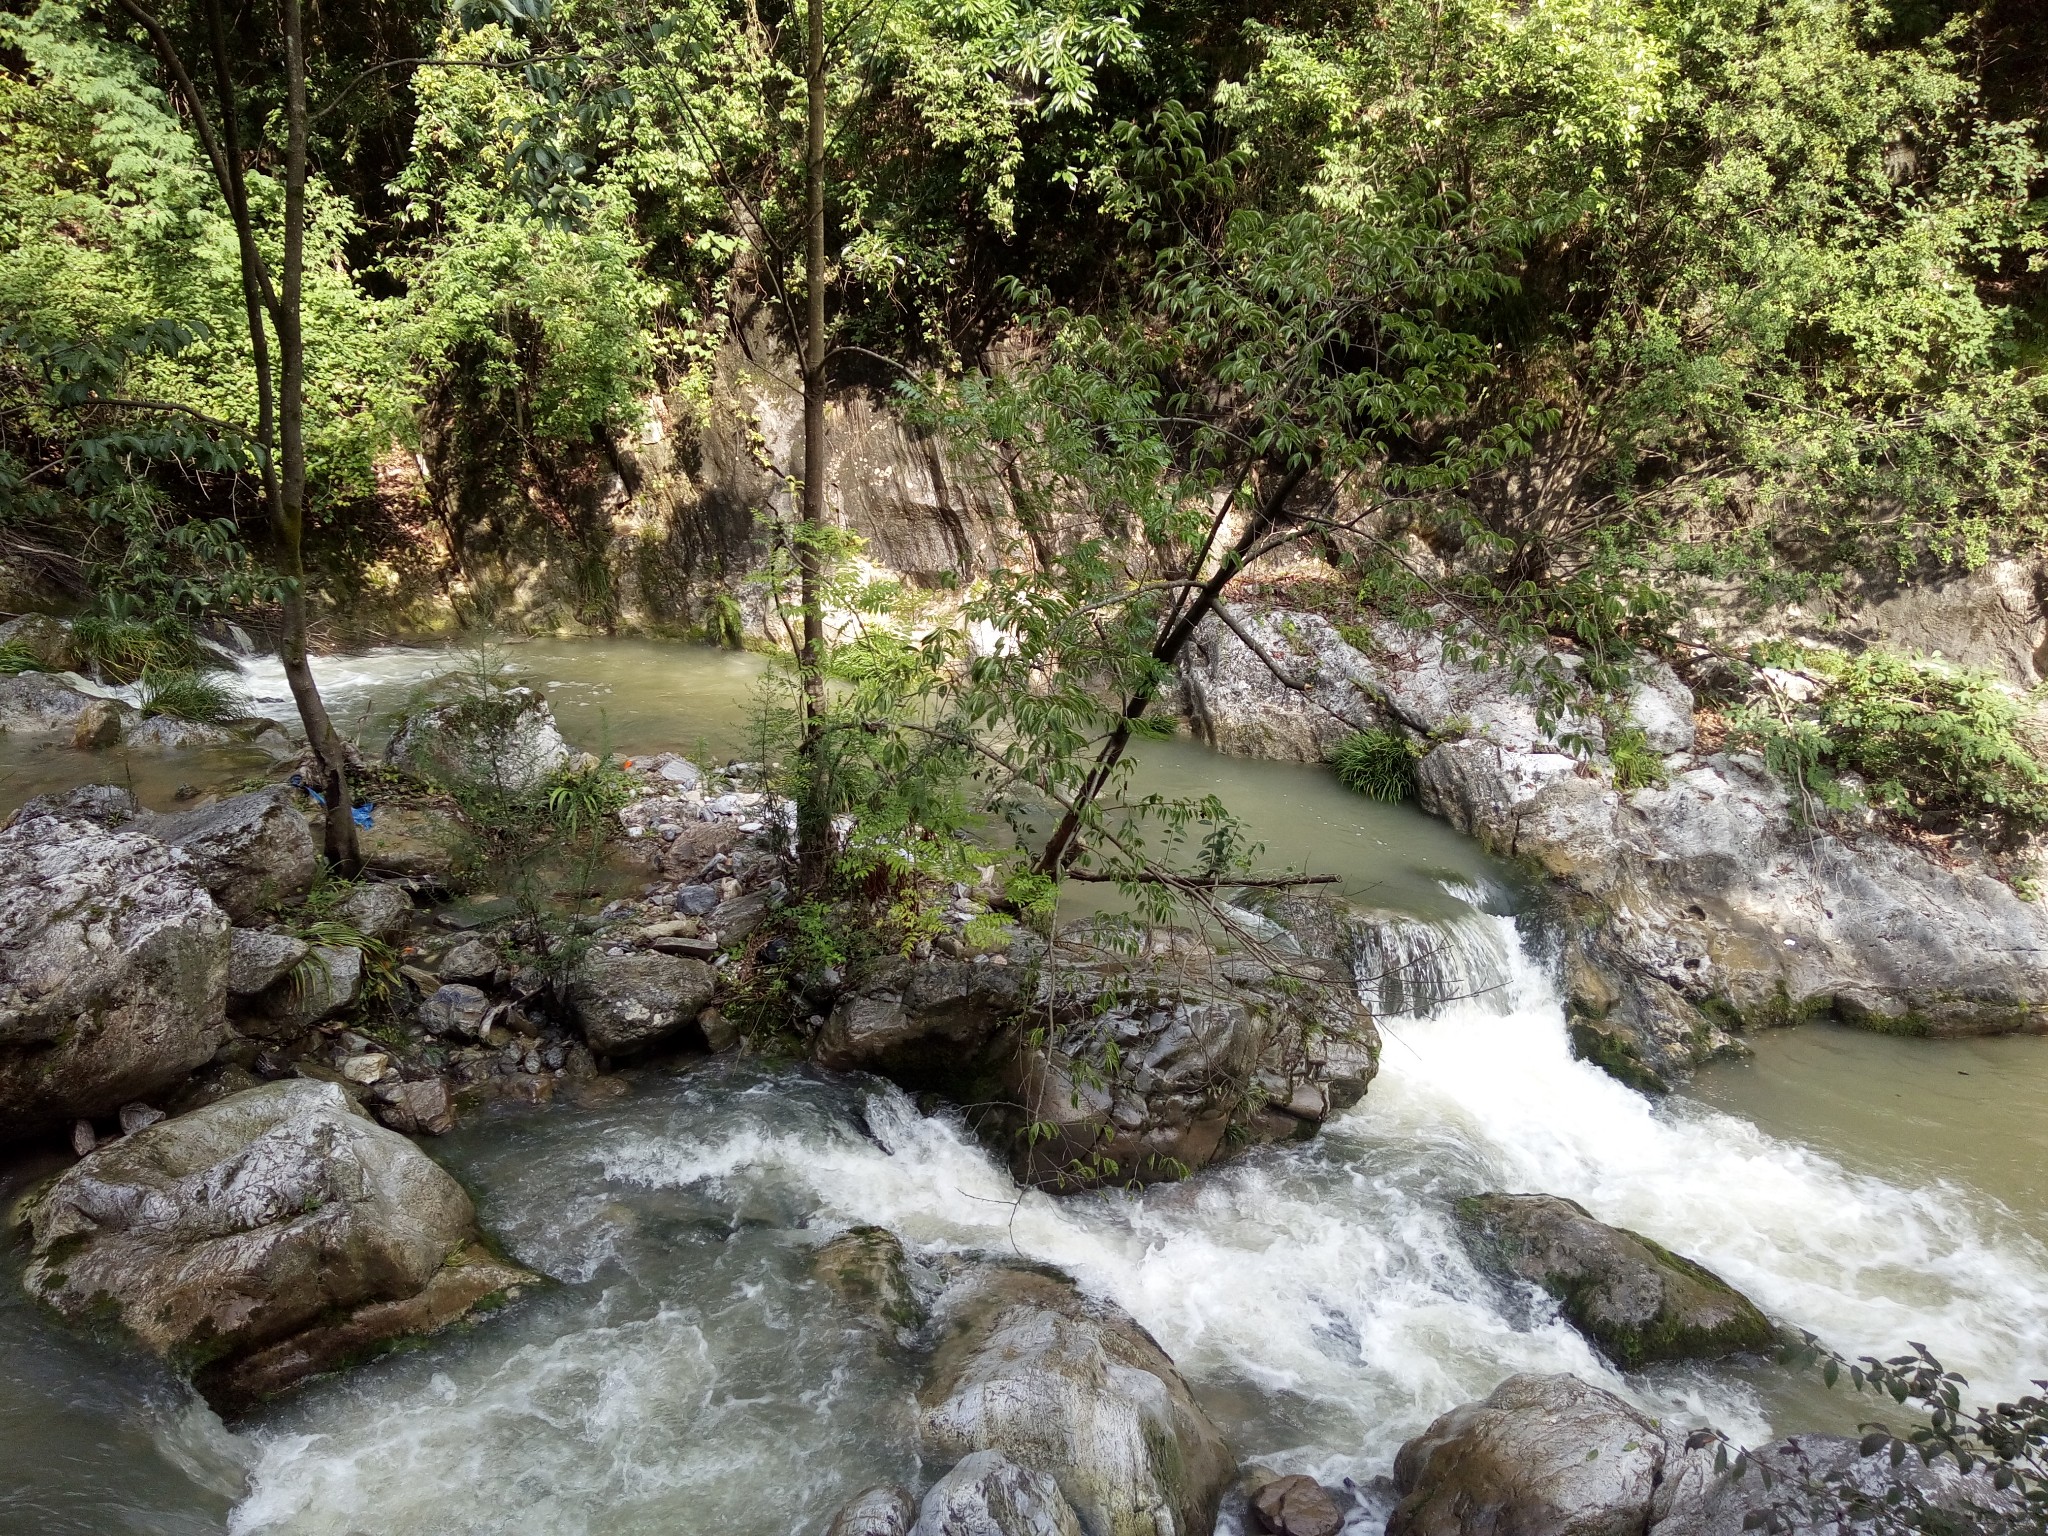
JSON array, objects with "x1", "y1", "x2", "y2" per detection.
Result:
[{"x1": 1179, "y1": 608, "x2": 2048, "y2": 1086}]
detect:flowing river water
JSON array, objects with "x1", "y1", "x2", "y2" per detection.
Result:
[{"x1": 5, "y1": 638, "x2": 2048, "y2": 1534}]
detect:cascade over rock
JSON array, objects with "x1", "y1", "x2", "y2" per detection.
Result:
[
  {"x1": 16, "y1": 1079, "x2": 534, "y2": 1413},
  {"x1": 0, "y1": 815, "x2": 230, "y2": 1137},
  {"x1": 1182, "y1": 609, "x2": 2048, "y2": 1082}
]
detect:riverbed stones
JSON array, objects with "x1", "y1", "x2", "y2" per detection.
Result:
[
  {"x1": 337, "y1": 882, "x2": 412, "y2": 942},
  {"x1": 15, "y1": 1079, "x2": 533, "y2": 1411},
  {"x1": 0, "y1": 672, "x2": 103, "y2": 734},
  {"x1": 1250, "y1": 1475, "x2": 1346, "y2": 1536},
  {"x1": 227, "y1": 928, "x2": 310, "y2": 998},
  {"x1": 255, "y1": 943, "x2": 362, "y2": 1032},
  {"x1": 1388, "y1": 1373, "x2": 1668, "y2": 1536},
  {"x1": 828, "y1": 1485, "x2": 917, "y2": 1536},
  {"x1": 675, "y1": 882, "x2": 720, "y2": 916},
  {"x1": 420, "y1": 983, "x2": 491, "y2": 1039},
  {"x1": 144, "y1": 786, "x2": 318, "y2": 924},
  {"x1": 385, "y1": 685, "x2": 571, "y2": 793},
  {"x1": 1456, "y1": 1194, "x2": 1774, "y2": 1367},
  {"x1": 0, "y1": 816, "x2": 230, "y2": 1137},
  {"x1": 566, "y1": 951, "x2": 716, "y2": 1054},
  {"x1": 911, "y1": 1452, "x2": 1087, "y2": 1536},
  {"x1": 371, "y1": 1077, "x2": 456, "y2": 1136},
  {"x1": 437, "y1": 936, "x2": 499, "y2": 983},
  {"x1": 920, "y1": 1265, "x2": 1233, "y2": 1536}
]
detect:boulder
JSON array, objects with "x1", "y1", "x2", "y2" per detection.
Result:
[
  {"x1": 437, "y1": 936, "x2": 498, "y2": 983},
  {"x1": 143, "y1": 787, "x2": 318, "y2": 924},
  {"x1": 819, "y1": 911, "x2": 1377, "y2": 1191},
  {"x1": 370, "y1": 1077, "x2": 456, "y2": 1136},
  {"x1": 9, "y1": 783, "x2": 140, "y2": 828},
  {"x1": 384, "y1": 686, "x2": 571, "y2": 794},
  {"x1": 1250, "y1": 1476, "x2": 1346, "y2": 1536},
  {"x1": 127, "y1": 716, "x2": 236, "y2": 750},
  {"x1": 920, "y1": 1265, "x2": 1234, "y2": 1536},
  {"x1": 337, "y1": 883, "x2": 412, "y2": 942},
  {"x1": 15, "y1": 1079, "x2": 534, "y2": 1411},
  {"x1": 1388, "y1": 1374, "x2": 1668, "y2": 1536},
  {"x1": 356, "y1": 803, "x2": 458, "y2": 880},
  {"x1": 911, "y1": 1452, "x2": 1086, "y2": 1536},
  {"x1": 227, "y1": 929, "x2": 310, "y2": 998},
  {"x1": 0, "y1": 613, "x2": 79, "y2": 671},
  {"x1": 0, "y1": 816, "x2": 229, "y2": 1137},
  {"x1": 420, "y1": 983, "x2": 491, "y2": 1039},
  {"x1": 814, "y1": 1225, "x2": 923, "y2": 1333},
  {"x1": 254, "y1": 943, "x2": 361, "y2": 1032},
  {"x1": 72, "y1": 696, "x2": 127, "y2": 749},
  {"x1": 0, "y1": 672, "x2": 103, "y2": 733},
  {"x1": 1456, "y1": 1194, "x2": 1774, "y2": 1367},
  {"x1": 566, "y1": 951, "x2": 716, "y2": 1054},
  {"x1": 828, "y1": 1485, "x2": 917, "y2": 1536}
]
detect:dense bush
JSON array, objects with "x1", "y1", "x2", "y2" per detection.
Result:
[{"x1": 1333, "y1": 728, "x2": 1420, "y2": 802}]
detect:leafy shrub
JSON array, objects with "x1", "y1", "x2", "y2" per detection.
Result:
[
  {"x1": 708, "y1": 592, "x2": 746, "y2": 650},
  {"x1": 1607, "y1": 727, "x2": 1668, "y2": 791},
  {"x1": 544, "y1": 756, "x2": 637, "y2": 835},
  {"x1": 1332, "y1": 727, "x2": 1420, "y2": 801},
  {"x1": 1733, "y1": 647, "x2": 2048, "y2": 840},
  {"x1": 71, "y1": 608, "x2": 205, "y2": 681},
  {"x1": 138, "y1": 667, "x2": 243, "y2": 723}
]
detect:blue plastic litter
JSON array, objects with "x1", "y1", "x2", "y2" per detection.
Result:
[{"x1": 351, "y1": 803, "x2": 374, "y2": 830}]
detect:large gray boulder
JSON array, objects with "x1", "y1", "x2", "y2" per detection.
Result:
[
  {"x1": 566, "y1": 951, "x2": 716, "y2": 1054},
  {"x1": 385, "y1": 685, "x2": 571, "y2": 794},
  {"x1": 910, "y1": 1452, "x2": 1086, "y2": 1536},
  {"x1": 0, "y1": 816, "x2": 229, "y2": 1137},
  {"x1": 1389, "y1": 1374, "x2": 1671, "y2": 1536},
  {"x1": 8, "y1": 782, "x2": 141, "y2": 828},
  {"x1": 143, "y1": 786, "x2": 318, "y2": 924},
  {"x1": 16, "y1": 1079, "x2": 533, "y2": 1411},
  {"x1": 0, "y1": 671, "x2": 103, "y2": 733},
  {"x1": 1457, "y1": 1194, "x2": 1774, "y2": 1367},
  {"x1": 227, "y1": 928, "x2": 309, "y2": 998},
  {"x1": 0, "y1": 613, "x2": 80, "y2": 671},
  {"x1": 828, "y1": 1485, "x2": 918, "y2": 1536},
  {"x1": 920, "y1": 1266, "x2": 1234, "y2": 1536}
]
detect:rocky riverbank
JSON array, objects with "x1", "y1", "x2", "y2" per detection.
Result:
[{"x1": 1181, "y1": 607, "x2": 2048, "y2": 1089}]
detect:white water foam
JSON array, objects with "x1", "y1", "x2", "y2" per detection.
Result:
[{"x1": 225, "y1": 906, "x2": 2048, "y2": 1533}]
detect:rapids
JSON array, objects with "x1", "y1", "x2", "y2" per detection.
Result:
[{"x1": 4, "y1": 637, "x2": 2048, "y2": 1534}]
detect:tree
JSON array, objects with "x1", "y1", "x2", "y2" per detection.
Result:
[{"x1": 106, "y1": 0, "x2": 363, "y2": 867}]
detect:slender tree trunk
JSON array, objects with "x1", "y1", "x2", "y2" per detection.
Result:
[
  {"x1": 794, "y1": 0, "x2": 831, "y2": 890},
  {"x1": 277, "y1": 0, "x2": 358, "y2": 870},
  {"x1": 1035, "y1": 463, "x2": 1307, "y2": 876}
]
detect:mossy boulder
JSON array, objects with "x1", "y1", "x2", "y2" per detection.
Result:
[{"x1": 1456, "y1": 1193, "x2": 1774, "y2": 1367}]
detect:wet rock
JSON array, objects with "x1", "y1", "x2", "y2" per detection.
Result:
[
  {"x1": 339, "y1": 1052, "x2": 390, "y2": 1084},
  {"x1": 1388, "y1": 1373, "x2": 1666, "y2": 1536},
  {"x1": 911, "y1": 1452, "x2": 1086, "y2": 1536},
  {"x1": 0, "y1": 816, "x2": 229, "y2": 1138},
  {"x1": 815, "y1": 955, "x2": 1029, "y2": 1086},
  {"x1": 337, "y1": 883, "x2": 412, "y2": 942},
  {"x1": 437, "y1": 937, "x2": 499, "y2": 984},
  {"x1": 228, "y1": 929, "x2": 310, "y2": 998},
  {"x1": 145, "y1": 786, "x2": 318, "y2": 924},
  {"x1": 828, "y1": 1485, "x2": 917, "y2": 1536},
  {"x1": 0, "y1": 672, "x2": 103, "y2": 734},
  {"x1": 72, "y1": 697, "x2": 127, "y2": 750},
  {"x1": 71, "y1": 1119, "x2": 95, "y2": 1157},
  {"x1": 1250, "y1": 1475, "x2": 1346, "y2": 1536},
  {"x1": 256, "y1": 944, "x2": 361, "y2": 1031},
  {"x1": 699, "y1": 1005, "x2": 739, "y2": 1052},
  {"x1": 127, "y1": 716, "x2": 237, "y2": 750},
  {"x1": 566, "y1": 951, "x2": 715, "y2": 1054},
  {"x1": 385, "y1": 686, "x2": 571, "y2": 793},
  {"x1": 814, "y1": 1226, "x2": 923, "y2": 1332},
  {"x1": 421, "y1": 983, "x2": 491, "y2": 1039},
  {"x1": 1457, "y1": 1194, "x2": 1774, "y2": 1367},
  {"x1": 920, "y1": 1265, "x2": 1233, "y2": 1536},
  {"x1": 712, "y1": 888, "x2": 774, "y2": 944},
  {"x1": 16, "y1": 1079, "x2": 534, "y2": 1412},
  {"x1": 658, "y1": 757, "x2": 702, "y2": 788},
  {"x1": 371, "y1": 1078, "x2": 455, "y2": 1136},
  {"x1": 9, "y1": 782, "x2": 140, "y2": 828}
]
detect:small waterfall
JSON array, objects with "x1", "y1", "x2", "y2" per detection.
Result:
[{"x1": 1339, "y1": 907, "x2": 1524, "y2": 1019}]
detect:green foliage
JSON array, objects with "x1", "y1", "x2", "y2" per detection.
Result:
[
  {"x1": 544, "y1": 755, "x2": 638, "y2": 835},
  {"x1": 0, "y1": 640, "x2": 45, "y2": 675},
  {"x1": 1731, "y1": 647, "x2": 2048, "y2": 840},
  {"x1": 707, "y1": 592, "x2": 746, "y2": 650},
  {"x1": 137, "y1": 666, "x2": 243, "y2": 724},
  {"x1": 1606, "y1": 727, "x2": 1667, "y2": 792},
  {"x1": 1332, "y1": 728, "x2": 1419, "y2": 802}
]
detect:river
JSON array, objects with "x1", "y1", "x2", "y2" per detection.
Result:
[{"x1": 4, "y1": 638, "x2": 2047, "y2": 1534}]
